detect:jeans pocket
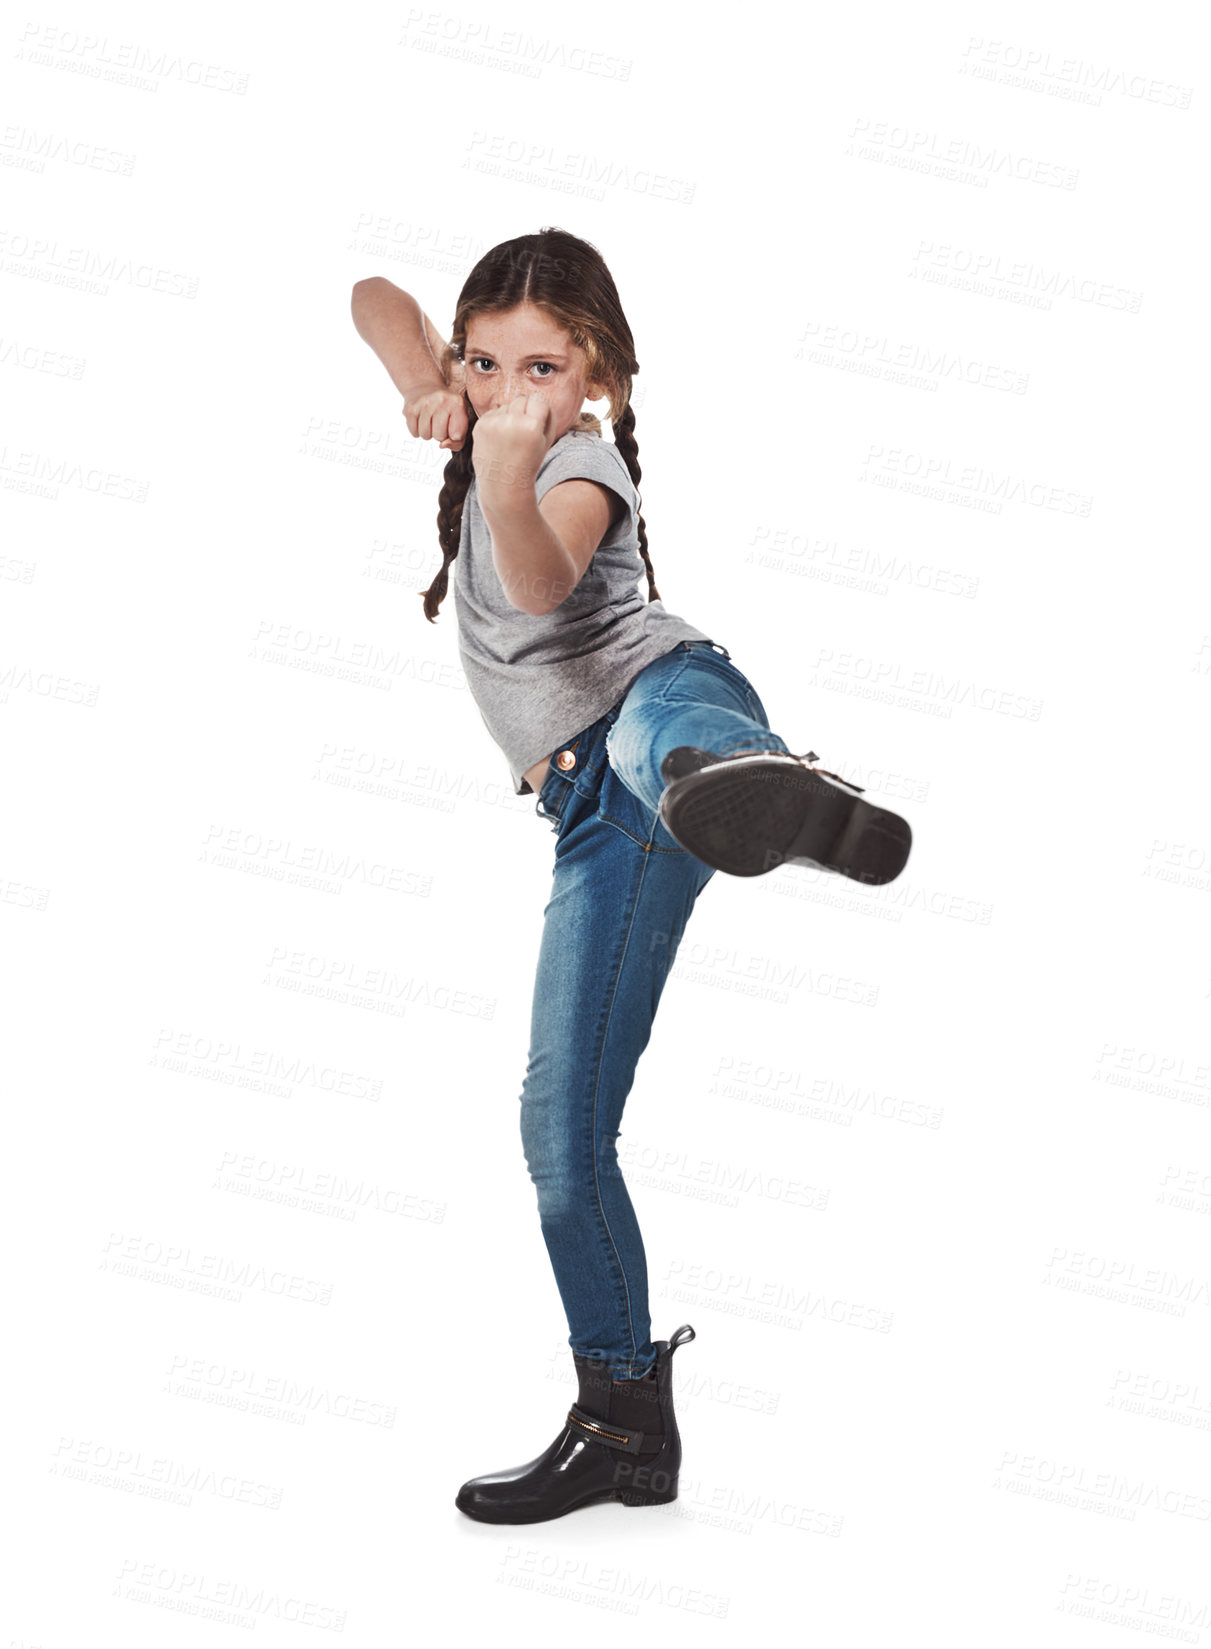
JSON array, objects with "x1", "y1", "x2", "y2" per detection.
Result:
[
  {"x1": 692, "y1": 643, "x2": 768, "y2": 727},
  {"x1": 597, "y1": 760, "x2": 687, "y2": 855},
  {"x1": 658, "y1": 638, "x2": 764, "y2": 721}
]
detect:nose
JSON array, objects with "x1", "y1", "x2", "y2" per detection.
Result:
[{"x1": 491, "y1": 375, "x2": 523, "y2": 407}]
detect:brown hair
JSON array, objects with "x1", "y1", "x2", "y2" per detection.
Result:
[{"x1": 420, "y1": 227, "x2": 660, "y2": 622}]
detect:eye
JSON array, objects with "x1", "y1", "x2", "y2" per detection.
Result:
[
  {"x1": 531, "y1": 362, "x2": 555, "y2": 377},
  {"x1": 469, "y1": 357, "x2": 494, "y2": 374}
]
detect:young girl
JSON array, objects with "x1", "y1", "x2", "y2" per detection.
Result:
[{"x1": 351, "y1": 228, "x2": 912, "y2": 1525}]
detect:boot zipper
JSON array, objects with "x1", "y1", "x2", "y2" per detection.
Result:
[{"x1": 567, "y1": 1411, "x2": 630, "y2": 1445}]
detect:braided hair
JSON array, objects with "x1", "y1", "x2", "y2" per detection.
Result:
[{"x1": 420, "y1": 227, "x2": 659, "y2": 622}]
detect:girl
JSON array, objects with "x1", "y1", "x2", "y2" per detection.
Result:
[{"x1": 350, "y1": 228, "x2": 912, "y2": 1525}]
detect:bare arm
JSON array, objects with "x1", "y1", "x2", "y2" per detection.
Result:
[
  {"x1": 473, "y1": 392, "x2": 622, "y2": 616},
  {"x1": 349, "y1": 277, "x2": 466, "y2": 400},
  {"x1": 481, "y1": 480, "x2": 618, "y2": 616}
]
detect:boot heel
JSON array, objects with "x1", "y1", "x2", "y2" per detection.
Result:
[
  {"x1": 831, "y1": 806, "x2": 912, "y2": 886},
  {"x1": 617, "y1": 1478, "x2": 678, "y2": 1507}
]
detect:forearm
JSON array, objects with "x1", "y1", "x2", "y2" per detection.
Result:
[
  {"x1": 350, "y1": 278, "x2": 451, "y2": 400},
  {"x1": 480, "y1": 492, "x2": 576, "y2": 616}
]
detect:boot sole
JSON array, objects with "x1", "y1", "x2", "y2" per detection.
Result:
[
  {"x1": 455, "y1": 1477, "x2": 678, "y2": 1523},
  {"x1": 660, "y1": 758, "x2": 911, "y2": 883}
]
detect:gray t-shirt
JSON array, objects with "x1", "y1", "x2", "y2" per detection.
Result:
[{"x1": 452, "y1": 427, "x2": 713, "y2": 795}]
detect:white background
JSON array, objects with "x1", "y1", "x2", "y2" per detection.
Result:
[{"x1": 3, "y1": 1, "x2": 1209, "y2": 1643}]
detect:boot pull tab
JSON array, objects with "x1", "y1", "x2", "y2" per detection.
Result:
[{"x1": 668, "y1": 1324, "x2": 696, "y2": 1355}]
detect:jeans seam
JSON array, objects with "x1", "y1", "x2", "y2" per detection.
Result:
[
  {"x1": 656, "y1": 654, "x2": 746, "y2": 708},
  {"x1": 597, "y1": 760, "x2": 687, "y2": 854},
  {"x1": 586, "y1": 839, "x2": 655, "y2": 1374},
  {"x1": 596, "y1": 811, "x2": 686, "y2": 853}
]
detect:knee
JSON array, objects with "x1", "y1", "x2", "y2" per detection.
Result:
[
  {"x1": 520, "y1": 1099, "x2": 578, "y2": 1218},
  {"x1": 595, "y1": 1127, "x2": 623, "y2": 1184}
]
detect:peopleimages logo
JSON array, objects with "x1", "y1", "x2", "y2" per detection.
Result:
[
  {"x1": 860, "y1": 444, "x2": 1093, "y2": 514},
  {"x1": 847, "y1": 116, "x2": 1079, "y2": 189},
  {"x1": 794, "y1": 318, "x2": 1028, "y2": 393},
  {"x1": 810, "y1": 648, "x2": 1043, "y2": 721},
  {"x1": 910, "y1": 240, "x2": 1143, "y2": 312},
  {"x1": 959, "y1": 36, "x2": 1193, "y2": 110},
  {"x1": 399, "y1": 10, "x2": 633, "y2": 81}
]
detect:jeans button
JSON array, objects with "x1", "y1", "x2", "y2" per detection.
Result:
[{"x1": 556, "y1": 749, "x2": 577, "y2": 771}]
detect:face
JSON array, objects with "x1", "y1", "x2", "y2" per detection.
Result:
[{"x1": 462, "y1": 302, "x2": 606, "y2": 443}]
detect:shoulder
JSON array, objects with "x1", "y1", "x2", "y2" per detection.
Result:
[
  {"x1": 538, "y1": 429, "x2": 633, "y2": 490},
  {"x1": 538, "y1": 428, "x2": 599, "y2": 467},
  {"x1": 536, "y1": 431, "x2": 634, "y2": 542}
]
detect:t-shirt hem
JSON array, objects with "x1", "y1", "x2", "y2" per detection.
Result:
[{"x1": 507, "y1": 628, "x2": 717, "y2": 795}]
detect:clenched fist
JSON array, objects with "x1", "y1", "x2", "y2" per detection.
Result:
[
  {"x1": 402, "y1": 385, "x2": 469, "y2": 452},
  {"x1": 471, "y1": 392, "x2": 558, "y2": 497}
]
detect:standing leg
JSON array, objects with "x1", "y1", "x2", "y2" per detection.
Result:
[
  {"x1": 458, "y1": 673, "x2": 754, "y2": 1523},
  {"x1": 519, "y1": 711, "x2": 716, "y2": 1381}
]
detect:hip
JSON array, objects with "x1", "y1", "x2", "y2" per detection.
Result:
[{"x1": 531, "y1": 638, "x2": 743, "y2": 821}]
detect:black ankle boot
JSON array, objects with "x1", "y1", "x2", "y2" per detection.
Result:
[{"x1": 454, "y1": 1326, "x2": 696, "y2": 1524}]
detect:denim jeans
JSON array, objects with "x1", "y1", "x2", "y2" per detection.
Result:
[{"x1": 521, "y1": 640, "x2": 791, "y2": 1379}]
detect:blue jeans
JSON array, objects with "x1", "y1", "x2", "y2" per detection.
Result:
[{"x1": 521, "y1": 640, "x2": 791, "y2": 1379}]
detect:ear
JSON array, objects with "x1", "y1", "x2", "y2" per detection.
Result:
[{"x1": 584, "y1": 378, "x2": 609, "y2": 404}]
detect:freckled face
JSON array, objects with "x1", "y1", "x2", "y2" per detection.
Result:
[{"x1": 463, "y1": 302, "x2": 606, "y2": 441}]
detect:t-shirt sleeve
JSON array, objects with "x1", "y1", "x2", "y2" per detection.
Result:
[{"x1": 534, "y1": 434, "x2": 637, "y2": 548}]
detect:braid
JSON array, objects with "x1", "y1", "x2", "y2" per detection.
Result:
[
  {"x1": 611, "y1": 401, "x2": 660, "y2": 604},
  {"x1": 420, "y1": 408, "x2": 477, "y2": 623}
]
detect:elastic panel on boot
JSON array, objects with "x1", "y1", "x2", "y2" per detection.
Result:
[
  {"x1": 573, "y1": 1356, "x2": 615, "y2": 1421},
  {"x1": 607, "y1": 1365, "x2": 663, "y2": 1454}
]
